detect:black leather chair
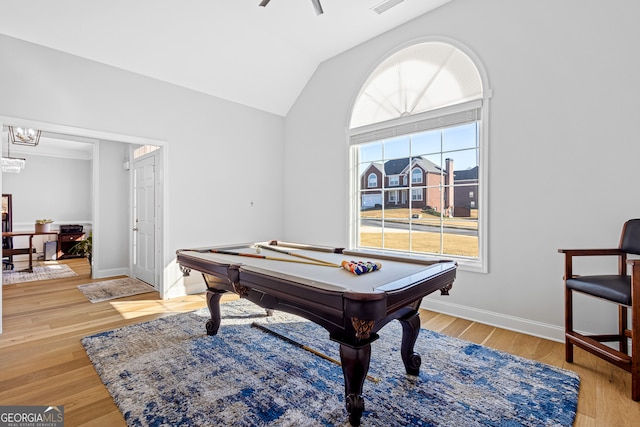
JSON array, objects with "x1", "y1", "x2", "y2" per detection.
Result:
[
  {"x1": 559, "y1": 219, "x2": 640, "y2": 400},
  {"x1": 2, "y1": 218, "x2": 13, "y2": 270}
]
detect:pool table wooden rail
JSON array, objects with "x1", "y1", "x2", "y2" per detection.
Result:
[{"x1": 176, "y1": 243, "x2": 456, "y2": 342}]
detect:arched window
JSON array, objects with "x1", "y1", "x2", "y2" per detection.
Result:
[
  {"x1": 367, "y1": 173, "x2": 377, "y2": 188},
  {"x1": 350, "y1": 41, "x2": 489, "y2": 272},
  {"x1": 411, "y1": 168, "x2": 423, "y2": 184}
]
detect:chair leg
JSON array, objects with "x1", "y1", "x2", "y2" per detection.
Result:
[
  {"x1": 633, "y1": 349, "x2": 639, "y2": 401},
  {"x1": 565, "y1": 286, "x2": 574, "y2": 363},
  {"x1": 631, "y1": 262, "x2": 640, "y2": 401},
  {"x1": 619, "y1": 306, "x2": 629, "y2": 354},
  {"x1": 632, "y1": 314, "x2": 639, "y2": 401}
]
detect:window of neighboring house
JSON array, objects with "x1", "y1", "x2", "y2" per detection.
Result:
[
  {"x1": 350, "y1": 41, "x2": 489, "y2": 272},
  {"x1": 368, "y1": 173, "x2": 377, "y2": 188},
  {"x1": 412, "y1": 168, "x2": 422, "y2": 184}
]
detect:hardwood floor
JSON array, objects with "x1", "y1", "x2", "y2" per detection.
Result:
[{"x1": 1, "y1": 258, "x2": 638, "y2": 426}]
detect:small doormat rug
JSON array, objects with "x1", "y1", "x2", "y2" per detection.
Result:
[
  {"x1": 2, "y1": 264, "x2": 77, "y2": 284},
  {"x1": 83, "y1": 300, "x2": 579, "y2": 426},
  {"x1": 77, "y1": 277, "x2": 156, "y2": 303}
]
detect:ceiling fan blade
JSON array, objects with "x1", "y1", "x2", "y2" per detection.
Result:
[
  {"x1": 311, "y1": 0, "x2": 323, "y2": 15},
  {"x1": 259, "y1": 0, "x2": 322, "y2": 15}
]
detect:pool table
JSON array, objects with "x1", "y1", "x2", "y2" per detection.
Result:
[{"x1": 176, "y1": 240, "x2": 457, "y2": 426}]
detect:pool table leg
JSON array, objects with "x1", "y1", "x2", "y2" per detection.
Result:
[
  {"x1": 399, "y1": 310, "x2": 422, "y2": 375},
  {"x1": 339, "y1": 342, "x2": 371, "y2": 426},
  {"x1": 205, "y1": 289, "x2": 225, "y2": 336}
]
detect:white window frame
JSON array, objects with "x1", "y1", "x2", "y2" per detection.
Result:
[
  {"x1": 348, "y1": 40, "x2": 491, "y2": 273},
  {"x1": 388, "y1": 175, "x2": 399, "y2": 187}
]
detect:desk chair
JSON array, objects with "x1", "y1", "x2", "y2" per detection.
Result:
[
  {"x1": 2, "y1": 233, "x2": 13, "y2": 270},
  {"x1": 559, "y1": 219, "x2": 640, "y2": 400},
  {"x1": 2, "y1": 205, "x2": 13, "y2": 270}
]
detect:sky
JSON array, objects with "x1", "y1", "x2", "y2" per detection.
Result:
[{"x1": 358, "y1": 122, "x2": 479, "y2": 175}]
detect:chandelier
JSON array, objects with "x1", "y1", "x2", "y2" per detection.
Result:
[
  {"x1": 1, "y1": 142, "x2": 26, "y2": 173},
  {"x1": 1, "y1": 126, "x2": 36, "y2": 173},
  {"x1": 9, "y1": 126, "x2": 41, "y2": 146}
]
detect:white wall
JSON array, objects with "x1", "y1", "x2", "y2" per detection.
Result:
[
  {"x1": 2, "y1": 153, "x2": 91, "y2": 258},
  {"x1": 0, "y1": 33, "x2": 285, "y2": 331},
  {"x1": 96, "y1": 141, "x2": 130, "y2": 276},
  {"x1": 284, "y1": 0, "x2": 640, "y2": 341},
  {"x1": 3, "y1": 154, "x2": 91, "y2": 227}
]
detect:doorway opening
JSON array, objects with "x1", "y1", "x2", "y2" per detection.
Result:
[{"x1": 0, "y1": 117, "x2": 167, "y2": 296}]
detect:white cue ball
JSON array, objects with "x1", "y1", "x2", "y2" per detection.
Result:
[{"x1": 256, "y1": 246, "x2": 261, "y2": 254}]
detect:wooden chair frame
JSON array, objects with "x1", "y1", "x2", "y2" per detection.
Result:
[{"x1": 559, "y1": 245, "x2": 640, "y2": 401}]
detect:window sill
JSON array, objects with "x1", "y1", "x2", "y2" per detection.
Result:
[{"x1": 351, "y1": 247, "x2": 487, "y2": 273}]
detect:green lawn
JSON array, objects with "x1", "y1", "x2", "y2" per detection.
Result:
[{"x1": 359, "y1": 208, "x2": 478, "y2": 257}]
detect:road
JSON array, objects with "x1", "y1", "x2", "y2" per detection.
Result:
[{"x1": 360, "y1": 219, "x2": 478, "y2": 236}]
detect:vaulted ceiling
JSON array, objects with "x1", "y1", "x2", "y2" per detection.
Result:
[{"x1": 0, "y1": 0, "x2": 452, "y2": 116}]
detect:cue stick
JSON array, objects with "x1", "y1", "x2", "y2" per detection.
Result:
[
  {"x1": 251, "y1": 322, "x2": 379, "y2": 383},
  {"x1": 254, "y1": 244, "x2": 342, "y2": 268},
  {"x1": 195, "y1": 248, "x2": 341, "y2": 267}
]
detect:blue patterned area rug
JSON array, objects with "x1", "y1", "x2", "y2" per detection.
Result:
[{"x1": 82, "y1": 300, "x2": 579, "y2": 426}]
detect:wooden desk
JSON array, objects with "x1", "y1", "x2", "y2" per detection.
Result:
[
  {"x1": 58, "y1": 231, "x2": 85, "y2": 259},
  {"x1": 2, "y1": 231, "x2": 59, "y2": 272}
]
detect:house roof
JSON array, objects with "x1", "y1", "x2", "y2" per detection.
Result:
[
  {"x1": 364, "y1": 158, "x2": 478, "y2": 180},
  {"x1": 384, "y1": 157, "x2": 443, "y2": 175},
  {"x1": 454, "y1": 166, "x2": 479, "y2": 180},
  {"x1": 371, "y1": 163, "x2": 384, "y2": 174}
]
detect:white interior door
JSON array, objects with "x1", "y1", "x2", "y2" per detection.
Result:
[{"x1": 133, "y1": 155, "x2": 156, "y2": 286}]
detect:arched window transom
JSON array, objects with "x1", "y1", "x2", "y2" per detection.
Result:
[{"x1": 350, "y1": 41, "x2": 488, "y2": 272}]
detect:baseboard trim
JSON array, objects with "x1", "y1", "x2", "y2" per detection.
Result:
[
  {"x1": 93, "y1": 267, "x2": 129, "y2": 280},
  {"x1": 164, "y1": 279, "x2": 205, "y2": 299},
  {"x1": 422, "y1": 299, "x2": 565, "y2": 343},
  {"x1": 185, "y1": 281, "x2": 206, "y2": 295}
]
